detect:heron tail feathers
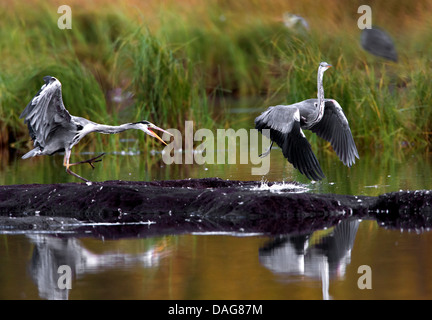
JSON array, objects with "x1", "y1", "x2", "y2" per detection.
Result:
[{"x1": 22, "y1": 148, "x2": 41, "y2": 159}]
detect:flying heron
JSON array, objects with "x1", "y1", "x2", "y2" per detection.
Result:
[
  {"x1": 20, "y1": 76, "x2": 172, "y2": 182},
  {"x1": 255, "y1": 62, "x2": 359, "y2": 180},
  {"x1": 360, "y1": 26, "x2": 398, "y2": 62}
]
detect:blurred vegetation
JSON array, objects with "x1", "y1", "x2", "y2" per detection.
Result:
[{"x1": 0, "y1": 0, "x2": 431, "y2": 158}]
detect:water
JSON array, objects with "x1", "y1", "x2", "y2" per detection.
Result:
[
  {"x1": 1, "y1": 220, "x2": 432, "y2": 300},
  {"x1": 0, "y1": 104, "x2": 432, "y2": 300}
]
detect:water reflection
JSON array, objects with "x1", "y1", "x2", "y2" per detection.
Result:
[
  {"x1": 27, "y1": 235, "x2": 170, "y2": 300},
  {"x1": 259, "y1": 219, "x2": 360, "y2": 300},
  {"x1": 26, "y1": 220, "x2": 361, "y2": 300},
  {"x1": 2, "y1": 219, "x2": 432, "y2": 299}
]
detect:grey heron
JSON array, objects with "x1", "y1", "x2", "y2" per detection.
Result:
[
  {"x1": 282, "y1": 13, "x2": 309, "y2": 31},
  {"x1": 360, "y1": 26, "x2": 398, "y2": 62},
  {"x1": 20, "y1": 76, "x2": 172, "y2": 182},
  {"x1": 255, "y1": 62, "x2": 359, "y2": 181}
]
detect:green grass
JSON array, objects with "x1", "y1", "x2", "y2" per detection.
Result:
[
  {"x1": 112, "y1": 28, "x2": 212, "y2": 131},
  {"x1": 0, "y1": 0, "x2": 431, "y2": 159},
  {"x1": 0, "y1": 4, "x2": 214, "y2": 154},
  {"x1": 154, "y1": 2, "x2": 432, "y2": 153}
]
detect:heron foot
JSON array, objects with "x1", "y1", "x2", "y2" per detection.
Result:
[
  {"x1": 69, "y1": 153, "x2": 106, "y2": 170},
  {"x1": 259, "y1": 151, "x2": 270, "y2": 158},
  {"x1": 259, "y1": 142, "x2": 273, "y2": 158}
]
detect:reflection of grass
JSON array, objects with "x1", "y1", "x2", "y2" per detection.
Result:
[{"x1": 1, "y1": 0, "x2": 431, "y2": 158}]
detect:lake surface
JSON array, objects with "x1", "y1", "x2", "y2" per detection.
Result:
[{"x1": 0, "y1": 104, "x2": 431, "y2": 300}]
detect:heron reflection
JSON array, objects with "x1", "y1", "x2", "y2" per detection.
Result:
[
  {"x1": 27, "y1": 235, "x2": 170, "y2": 300},
  {"x1": 259, "y1": 219, "x2": 360, "y2": 300}
]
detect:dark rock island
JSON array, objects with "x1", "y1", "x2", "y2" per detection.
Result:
[{"x1": 0, "y1": 178, "x2": 431, "y2": 237}]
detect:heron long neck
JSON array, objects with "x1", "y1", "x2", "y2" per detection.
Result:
[
  {"x1": 91, "y1": 123, "x2": 135, "y2": 134},
  {"x1": 314, "y1": 68, "x2": 326, "y2": 122},
  {"x1": 74, "y1": 122, "x2": 136, "y2": 144},
  {"x1": 70, "y1": 119, "x2": 142, "y2": 149}
]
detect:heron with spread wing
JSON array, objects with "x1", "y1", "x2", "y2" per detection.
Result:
[
  {"x1": 360, "y1": 26, "x2": 398, "y2": 62},
  {"x1": 255, "y1": 62, "x2": 359, "y2": 181},
  {"x1": 20, "y1": 76, "x2": 172, "y2": 182}
]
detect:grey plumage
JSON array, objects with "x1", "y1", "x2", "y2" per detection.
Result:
[
  {"x1": 283, "y1": 12, "x2": 309, "y2": 31},
  {"x1": 360, "y1": 26, "x2": 398, "y2": 62},
  {"x1": 308, "y1": 99, "x2": 359, "y2": 168},
  {"x1": 20, "y1": 76, "x2": 172, "y2": 182},
  {"x1": 255, "y1": 62, "x2": 359, "y2": 181},
  {"x1": 21, "y1": 76, "x2": 76, "y2": 159}
]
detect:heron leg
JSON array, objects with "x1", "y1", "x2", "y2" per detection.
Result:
[
  {"x1": 259, "y1": 141, "x2": 273, "y2": 158},
  {"x1": 63, "y1": 149, "x2": 91, "y2": 183},
  {"x1": 69, "y1": 153, "x2": 105, "y2": 169}
]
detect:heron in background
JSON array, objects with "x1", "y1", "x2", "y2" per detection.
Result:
[
  {"x1": 360, "y1": 26, "x2": 398, "y2": 62},
  {"x1": 255, "y1": 62, "x2": 359, "y2": 181},
  {"x1": 282, "y1": 12, "x2": 309, "y2": 31},
  {"x1": 20, "y1": 76, "x2": 172, "y2": 182}
]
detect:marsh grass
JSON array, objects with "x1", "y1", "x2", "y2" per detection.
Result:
[
  {"x1": 112, "y1": 28, "x2": 213, "y2": 131},
  {"x1": 0, "y1": 0, "x2": 431, "y2": 159}
]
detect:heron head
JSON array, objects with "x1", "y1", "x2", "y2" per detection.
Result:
[
  {"x1": 319, "y1": 62, "x2": 332, "y2": 71},
  {"x1": 134, "y1": 121, "x2": 173, "y2": 145},
  {"x1": 43, "y1": 76, "x2": 59, "y2": 85}
]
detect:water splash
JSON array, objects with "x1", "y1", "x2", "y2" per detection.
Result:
[{"x1": 250, "y1": 179, "x2": 309, "y2": 194}]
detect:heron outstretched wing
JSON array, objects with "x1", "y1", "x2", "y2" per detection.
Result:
[
  {"x1": 309, "y1": 99, "x2": 359, "y2": 167},
  {"x1": 20, "y1": 76, "x2": 72, "y2": 148},
  {"x1": 255, "y1": 105, "x2": 325, "y2": 181}
]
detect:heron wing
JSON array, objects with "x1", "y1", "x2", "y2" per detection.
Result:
[
  {"x1": 309, "y1": 99, "x2": 359, "y2": 167},
  {"x1": 361, "y1": 27, "x2": 398, "y2": 62},
  {"x1": 20, "y1": 76, "x2": 73, "y2": 148},
  {"x1": 255, "y1": 105, "x2": 325, "y2": 181}
]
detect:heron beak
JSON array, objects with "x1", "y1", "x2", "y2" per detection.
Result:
[
  {"x1": 148, "y1": 130, "x2": 167, "y2": 145},
  {"x1": 147, "y1": 126, "x2": 173, "y2": 145}
]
